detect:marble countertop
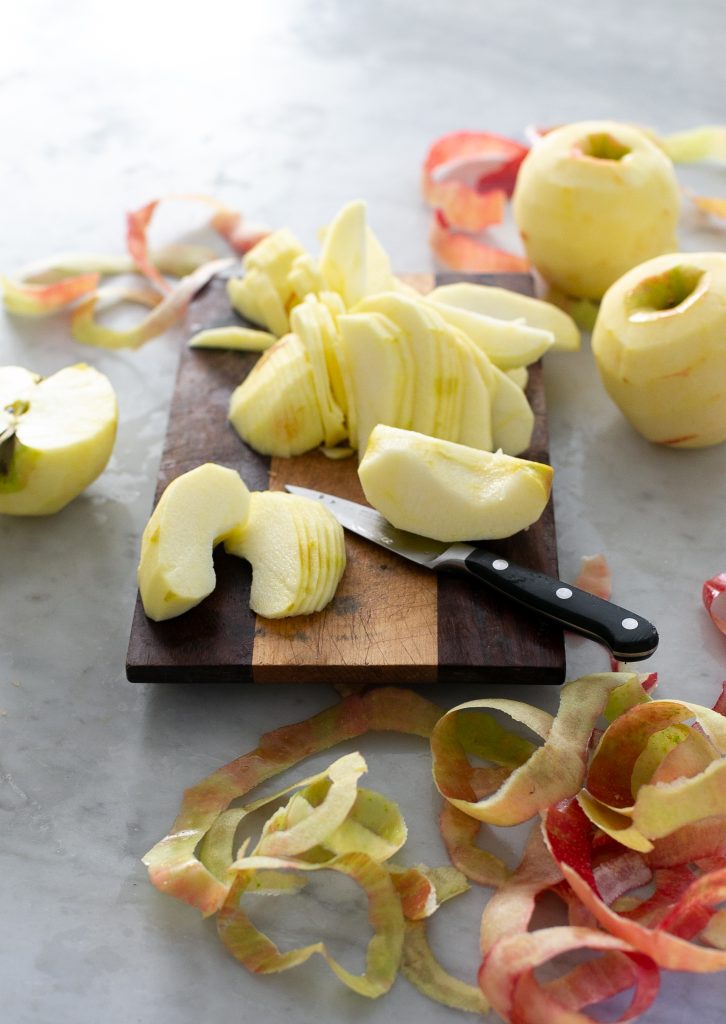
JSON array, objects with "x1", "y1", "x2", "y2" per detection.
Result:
[{"x1": 2, "y1": 2, "x2": 726, "y2": 1022}]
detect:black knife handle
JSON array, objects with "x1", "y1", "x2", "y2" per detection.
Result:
[{"x1": 460, "y1": 548, "x2": 658, "y2": 661}]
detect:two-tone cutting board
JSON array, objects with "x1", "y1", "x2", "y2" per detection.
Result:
[{"x1": 126, "y1": 271, "x2": 565, "y2": 684}]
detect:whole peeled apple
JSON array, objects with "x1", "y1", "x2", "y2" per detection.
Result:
[
  {"x1": 512, "y1": 121, "x2": 681, "y2": 299},
  {"x1": 592, "y1": 252, "x2": 726, "y2": 447}
]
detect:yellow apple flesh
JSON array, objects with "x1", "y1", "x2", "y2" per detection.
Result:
[
  {"x1": 512, "y1": 120, "x2": 681, "y2": 299},
  {"x1": 0, "y1": 363, "x2": 117, "y2": 515},
  {"x1": 592, "y1": 252, "x2": 726, "y2": 447},
  {"x1": 138, "y1": 463, "x2": 250, "y2": 621},
  {"x1": 358, "y1": 424, "x2": 553, "y2": 542},
  {"x1": 225, "y1": 490, "x2": 346, "y2": 617}
]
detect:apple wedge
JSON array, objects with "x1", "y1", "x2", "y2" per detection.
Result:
[
  {"x1": 426, "y1": 295, "x2": 555, "y2": 369},
  {"x1": 428, "y1": 282, "x2": 580, "y2": 353},
  {"x1": 358, "y1": 425, "x2": 553, "y2": 543},
  {"x1": 338, "y1": 311, "x2": 413, "y2": 452},
  {"x1": 289, "y1": 301, "x2": 347, "y2": 447},
  {"x1": 225, "y1": 490, "x2": 345, "y2": 618},
  {"x1": 229, "y1": 334, "x2": 326, "y2": 457},
  {"x1": 320, "y1": 199, "x2": 368, "y2": 307},
  {"x1": 0, "y1": 362, "x2": 117, "y2": 515},
  {"x1": 489, "y1": 364, "x2": 535, "y2": 455},
  {"x1": 138, "y1": 463, "x2": 250, "y2": 621}
]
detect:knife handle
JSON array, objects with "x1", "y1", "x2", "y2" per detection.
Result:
[{"x1": 459, "y1": 548, "x2": 658, "y2": 662}]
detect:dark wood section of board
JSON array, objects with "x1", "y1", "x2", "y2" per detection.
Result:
[{"x1": 126, "y1": 271, "x2": 565, "y2": 684}]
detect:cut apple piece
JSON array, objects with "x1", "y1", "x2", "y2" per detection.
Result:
[
  {"x1": 428, "y1": 282, "x2": 580, "y2": 352},
  {"x1": 229, "y1": 334, "x2": 325, "y2": 457},
  {"x1": 489, "y1": 364, "x2": 535, "y2": 455},
  {"x1": 288, "y1": 253, "x2": 324, "y2": 302},
  {"x1": 289, "y1": 301, "x2": 347, "y2": 447},
  {"x1": 338, "y1": 311, "x2": 412, "y2": 454},
  {"x1": 226, "y1": 491, "x2": 345, "y2": 618},
  {"x1": 426, "y1": 295, "x2": 554, "y2": 369},
  {"x1": 441, "y1": 325, "x2": 492, "y2": 451},
  {"x1": 355, "y1": 292, "x2": 449, "y2": 438},
  {"x1": 188, "y1": 326, "x2": 276, "y2": 351},
  {"x1": 301, "y1": 294, "x2": 350, "y2": 423},
  {"x1": 358, "y1": 425, "x2": 553, "y2": 542},
  {"x1": 320, "y1": 199, "x2": 368, "y2": 307},
  {"x1": 507, "y1": 366, "x2": 529, "y2": 390},
  {"x1": 243, "y1": 229, "x2": 306, "y2": 292},
  {"x1": 138, "y1": 463, "x2": 250, "y2": 621},
  {"x1": 0, "y1": 363, "x2": 117, "y2": 516},
  {"x1": 227, "y1": 268, "x2": 289, "y2": 336},
  {"x1": 365, "y1": 226, "x2": 396, "y2": 295}
]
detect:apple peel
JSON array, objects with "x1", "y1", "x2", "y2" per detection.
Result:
[
  {"x1": 703, "y1": 573, "x2": 726, "y2": 636},
  {"x1": 573, "y1": 553, "x2": 612, "y2": 600},
  {"x1": 422, "y1": 131, "x2": 528, "y2": 232},
  {"x1": 430, "y1": 210, "x2": 530, "y2": 273},
  {"x1": 218, "y1": 850, "x2": 404, "y2": 998},
  {"x1": 431, "y1": 674, "x2": 634, "y2": 826},
  {"x1": 2, "y1": 272, "x2": 101, "y2": 316},
  {"x1": 142, "y1": 687, "x2": 441, "y2": 916},
  {"x1": 71, "y1": 258, "x2": 234, "y2": 349}
]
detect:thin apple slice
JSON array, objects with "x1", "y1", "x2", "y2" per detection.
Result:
[
  {"x1": 288, "y1": 253, "x2": 324, "y2": 302},
  {"x1": 290, "y1": 301, "x2": 346, "y2": 447},
  {"x1": 429, "y1": 281, "x2": 580, "y2": 352},
  {"x1": 0, "y1": 363, "x2": 117, "y2": 516},
  {"x1": 320, "y1": 200, "x2": 368, "y2": 307},
  {"x1": 243, "y1": 228, "x2": 306, "y2": 292},
  {"x1": 365, "y1": 226, "x2": 396, "y2": 295},
  {"x1": 432, "y1": 321, "x2": 464, "y2": 442},
  {"x1": 338, "y1": 312, "x2": 409, "y2": 455},
  {"x1": 188, "y1": 326, "x2": 276, "y2": 351},
  {"x1": 489, "y1": 364, "x2": 535, "y2": 455},
  {"x1": 358, "y1": 424, "x2": 552, "y2": 542},
  {"x1": 225, "y1": 491, "x2": 320, "y2": 618},
  {"x1": 355, "y1": 292, "x2": 448, "y2": 439},
  {"x1": 138, "y1": 463, "x2": 250, "y2": 622},
  {"x1": 507, "y1": 366, "x2": 529, "y2": 390},
  {"x1": 229, "y1": 334, "x2": 325, "y2": 457},
  {"x1": 227, "y1": 269, "x2": 289, "y2": 336},
  {"x1": 426, "y1": 296, "x2": 554, "y2": 369}
]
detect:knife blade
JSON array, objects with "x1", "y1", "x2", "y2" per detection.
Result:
[{"x1": 284, "y1": 485, "x2": 658, "y2": 662}]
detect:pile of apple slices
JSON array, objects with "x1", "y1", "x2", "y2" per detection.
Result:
[
  {"x1": 137, "y1": 464, "x2": 345, "y2": 622},
  {"x1": 225, "y1": 201, "x2": 579, "y2": 461}
]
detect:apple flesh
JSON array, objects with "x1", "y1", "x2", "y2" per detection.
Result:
[
  {"x1": 0, "y1": 362, "x2": 117, "y2": 515},
  {"x1": 138, "y1": 463, "x2": 251, "y2": 621},
  {"x1": 592, "y1": 252, "x2": 726, "y2": 447},
  {"x1": 358, "y1": 424, "x2": 553, "y2": 542},
  {"x1": 226, "y1": 490, "x2": 346, "y2": 617},
  {"x1": 512, "y1": 120, "x2": 681, "y2": 299}
]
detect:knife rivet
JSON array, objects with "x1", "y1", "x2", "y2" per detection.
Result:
[
  {"x1": 556, "y1": 587, "x2": 573, "y2": 599},
  {"x1": 622, "y1": 617, "x2": 639, "y2": 630},
  {"x1": 492, "y1": 559, "x2": 509, "y2": 570}
]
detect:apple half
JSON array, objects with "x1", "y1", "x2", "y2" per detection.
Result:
[
  {"x1": 0, "y1": 362, "x2": 117, "y2": 515},
  {"x1": 225, "y1": 490, "x2": 346, "y2": 617},
  {"x1": 592, "y1": 252, "x2": 726, "y2": 447},
  {"x1": 137, "y1": 463, "x2": 250, "y2": 621},
  {"x1": 358, "y1": 424, "x2": 553, "y2": 542}
]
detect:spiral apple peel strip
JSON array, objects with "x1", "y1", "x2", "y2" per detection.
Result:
[{"x1": 142, "y1": 648, "x2": 726, "y2": 1021}]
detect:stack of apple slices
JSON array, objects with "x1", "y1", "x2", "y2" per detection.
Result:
[
  {"x1": 137, "y1": 464, "x2": 346, "y2": 622},
  {"x1": 225, "y1": 201, "x2": 579, "y2": 462}
]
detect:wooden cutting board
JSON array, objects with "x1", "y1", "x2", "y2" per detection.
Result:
[{"x1": 126, "y1": 272, "x2": 565, "y2": 685}]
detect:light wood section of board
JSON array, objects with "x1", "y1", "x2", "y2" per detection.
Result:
[{"x1": 251, "y1": 274, "x2": 439, "y2": 683}]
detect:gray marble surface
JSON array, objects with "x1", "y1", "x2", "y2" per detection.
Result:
[{"x1": 2, "y1": 1, "x2": 726, "y2": 1021}]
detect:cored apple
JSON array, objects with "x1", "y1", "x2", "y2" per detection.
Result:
[
  {"x1": 592, "y1": 252, "x2": 726, "y2": 447},
  {"x1": 358, "y1": 425, "x2": 553, "y2": 542},
  {"x1": 512, "y1": 120, "x2": 681, "y2": 299},
  {"x1": 0, "y1": 363, "x2": 117, "y2": 515}
]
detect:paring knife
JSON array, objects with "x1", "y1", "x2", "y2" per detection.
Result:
[{"x1": 284, "y1": 485, "x2": 659, "y2": 662}]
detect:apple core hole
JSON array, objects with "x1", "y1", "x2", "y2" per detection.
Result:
[
  {"x1": 6, "y1": 399, "x2": 30, "y2": 417},
  {"x1": 626, "y1": 265, "x2": 705, "y2": 320},
  {"x1": 575, "y1": 132, "x2": 631, "y2": 161}
]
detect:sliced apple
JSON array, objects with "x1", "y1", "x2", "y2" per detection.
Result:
[
  {"x1": 428, "y1": 282, "x2": 580, "y2": 353},
  {"x1": 227, "y1": 268, "x2": 289, "y2": 336},
  {"x1": 443, "y1": 324, "x2": 493, "y2": 451},
  {"x1": 289, "y1": 301, "x2": 347, "y2": 447},
  {"x1": 188, "y1": 326, "x2": 276, "y2": 351},
  {"x1": 426, "y1": 295, "x2": 554, "y2": 369},
  {"x1": 355, "y1": 292, "x2": 450, "y2": 438},
  {"x1": 0, "y1": 362, "x2": 117, "y2": 516},
  {"x1": 489, "y1": 365, "x2": 535, "y2": 455},
  {"x1": 138, "y1": 463, "x2": 250, "y2": 621},
  {"x1": 243, "y1": 229, "x2": 307, "y2": 291},
  {"x1": 229, "y1": 334, "x2": 325, "y2": 457},
  {"x1": 358, "y1": 425, "x2": 552, "y2": 542},
  {"x1": 288, "y1": 253, "x2": 324, "y2": 302},
  {"x1": 338, "y1": 311, "x2": 411, "y2": 453},
  {"x1": 226, "y1": 491, "x2": 345, "y2": 618},
  {"x1": 507, "y1": 366, "x2": 529, "y2": 390},
  {"x1": 320, "y1": 199, "x2": 368, "y2": 307}
]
